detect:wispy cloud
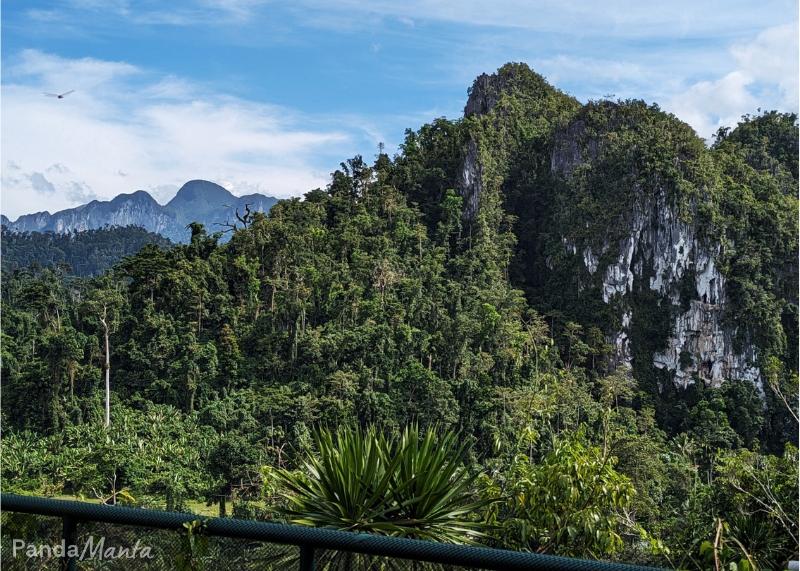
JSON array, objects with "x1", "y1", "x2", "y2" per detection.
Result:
[
  {"x1": 297, "y1": 0, "x2": 793, "y2": 39},
  {"x1": 60, "y1": 0, "x2": 269, "y2": 25},
  {"x1": 28, "y1": 172, "x2": 57, "y2": 194}
]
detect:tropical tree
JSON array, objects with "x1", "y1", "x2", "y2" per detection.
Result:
[{"x1": 481, "y1": 428, "x2": 641, "y2": 558}]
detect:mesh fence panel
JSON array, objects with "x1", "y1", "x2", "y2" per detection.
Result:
[
  {"x1": 2, "y1": 512, "x2": 300, "y2": 570},
  {"x1": 1, "y1": 513, "x2": 484, "y2": 570},
  {"x1": 312, "y1": 549, "x2": 485, "y2": 570}
]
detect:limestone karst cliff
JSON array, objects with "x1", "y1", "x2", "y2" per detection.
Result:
[{"x1": 454, "y1": 63, "x2": 797, "y2": 398}]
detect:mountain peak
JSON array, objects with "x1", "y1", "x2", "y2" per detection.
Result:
[
  {"x1": 111, "y1": 190, "x2": 159, "y2": 204},
  {"x1": 465, "y1": 62, "x2": 564, "y2": 117},
  {"x1": 168, "y1": 180, "x2": 234, "y2": 207}
]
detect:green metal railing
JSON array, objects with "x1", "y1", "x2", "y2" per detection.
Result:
[{"x1": 1, "y1": 493, "x2": 664, "y2": 570}]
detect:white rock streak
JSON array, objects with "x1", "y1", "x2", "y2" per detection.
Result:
[{"x1": 580, "y1": 184, "x2": 761, "y2": 388}]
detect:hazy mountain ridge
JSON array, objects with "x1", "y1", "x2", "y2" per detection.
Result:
[{"x1": 3, "y1": 180, "x2": 278, "y2": 243}]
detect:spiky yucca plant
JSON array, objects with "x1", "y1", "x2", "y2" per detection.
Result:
[{"x1": 272, "y1": 425, "x2": 488, "y2": 544}]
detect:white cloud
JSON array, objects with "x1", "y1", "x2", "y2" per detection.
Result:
[
  {"x1": 46, "y1": 163, "x2": 70, "y2": 174},
  {"x1": 537, "y1": 56, "x2": 651, "y2": 86},
  {"x1": 1, "y1": 50, "x2": 358, "y2": 220},
  {"x1": 666, "y1": 23, "x2": 798, "y2": 139},
  {"x1": 667, "y1": 71, "x2": 758, "y2": 140},
  {"x1": 40, "y1": 0, "x2": 796, "y2": 48},
  {"x1": 730, "y1": 23, "x2": 799, "y2": 108}
]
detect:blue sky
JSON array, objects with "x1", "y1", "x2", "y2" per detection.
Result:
[{"x1": 2, "y1": 0, "x2": 798, "y2": 219}]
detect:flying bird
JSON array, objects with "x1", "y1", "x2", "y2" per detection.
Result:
[{"x1": 43, "y1": 90, "x2": 75, "y2": 99}]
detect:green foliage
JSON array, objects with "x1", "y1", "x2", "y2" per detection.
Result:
[
  {"x1": 1, "y1": 404, "x2": 215, "y2": 507},
  {"x1": 714, "y1": 111, "x2": 799, "y2": 181},
  {"x1": 481, "y1": 429, "x2": 637, "y2": 557},
  {"x1": 271, "y1": 425, "x2": 487, "y2": 543},
  {"x1": 714, "y1": 445, "x2": 799, "y2": 564},
  {"x1": 1, "y1": 226, "x2": 172, "y2": 276},
  {"x1": 175, "y1": 520, "x2": 210, "y2": 571}
]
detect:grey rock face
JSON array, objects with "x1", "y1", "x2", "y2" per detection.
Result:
[
  {"x1": 458, "y1": 140, "x2": 483, "y2": 221},
  {"x1": 164, "y1": 180, "x2": 276, "y2": 241},
  {"x1": 459, "y1": 70, "x2": 500, "y2": 219},
  {"x1": 10, "y1": 211, "x2": 53, "y2": 232},
  {"x1": 465, "y1": 73, "x2": 509, "y2": 117},
  {"x1": 547, "y1": 108, "x2": 761, "y2": 389},
  {"x1": 589, "y1": 185, "x2": 760, "y2": 388},
  {"x1": 653, "y1": 300, "x2": 762, "y2": 390},
  {"x1": 610, "y1": 310, "x2": 634, "y2": 371},
  {"x1": 583, "y1": 247, "x2": 600, "y2": 275},
  {"x1": 551, "y1": 120, "x2": 600, "y2": 178},
  {"x1": 458, "y1": 65, "x2": 766, "y2": 392}
]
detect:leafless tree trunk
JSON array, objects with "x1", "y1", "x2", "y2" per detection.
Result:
[{"x1": 100, "y1": 305, "x2": 111, "y2": 428}]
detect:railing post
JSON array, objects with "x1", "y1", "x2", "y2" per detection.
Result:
[
  {"x1": 299, "y1": 544, "x2": 315, "y2": 571},
  {"x1": 62, "y1": 516, "x2": 77, "y2": 571}
]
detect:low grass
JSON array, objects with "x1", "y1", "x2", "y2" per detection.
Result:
[{"x1": 47, "y1": 494, "x2": 245, "y2": 518}]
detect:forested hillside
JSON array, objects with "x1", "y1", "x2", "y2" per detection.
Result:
[
  {"x1": 2, "y1": 64, "x2": 797, "y2": 568},
  {"x1": 1, "y1": 226, "x2": 173, "y2": 276}
]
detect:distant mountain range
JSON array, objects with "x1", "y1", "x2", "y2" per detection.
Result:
[{"x1": 1, "y1": 180, "x2": 278, "y2": 243}]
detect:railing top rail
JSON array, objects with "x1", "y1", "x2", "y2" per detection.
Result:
[{"x1": 1, "y1": 493, "x2": 664, "y2": 571}]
